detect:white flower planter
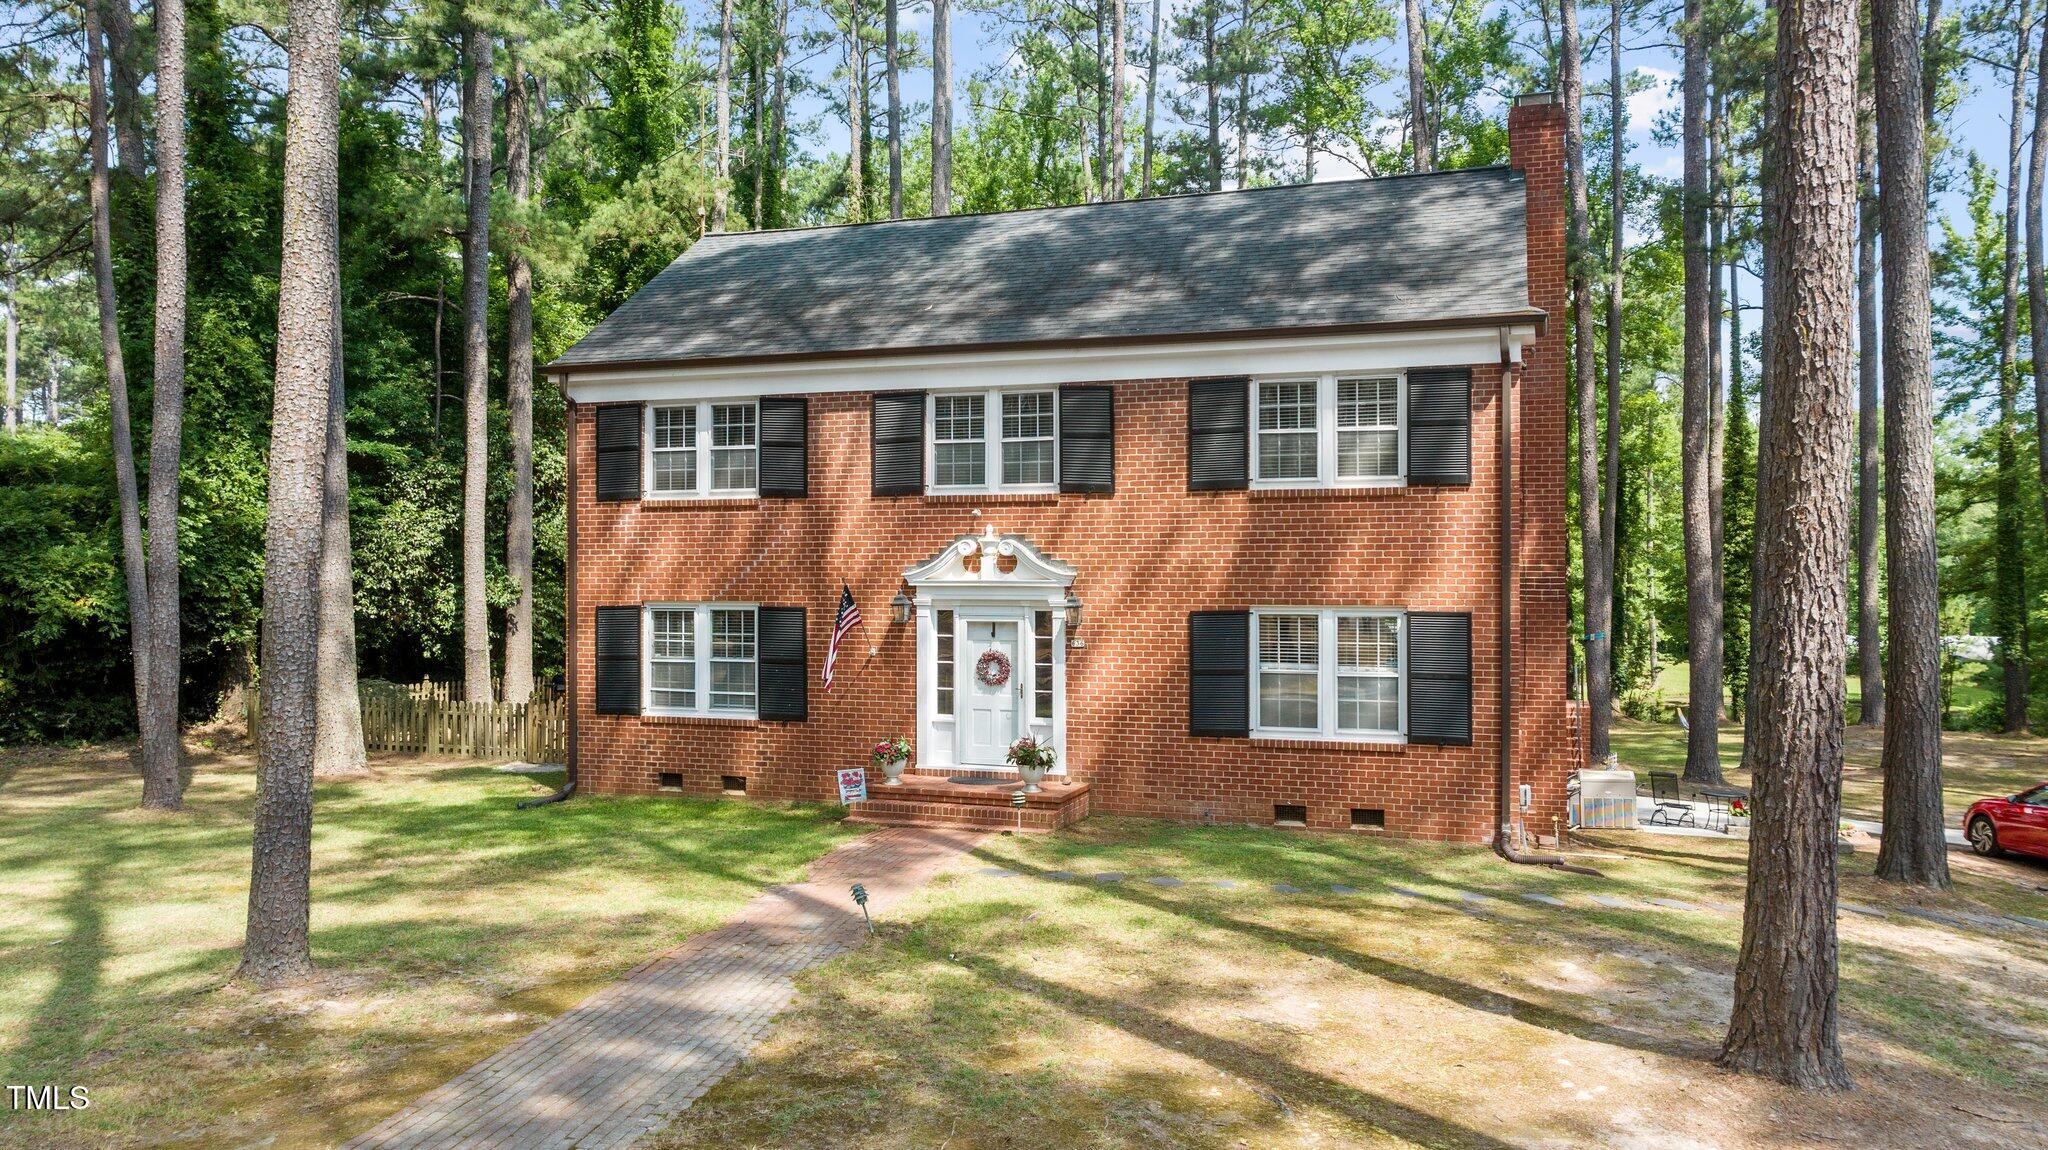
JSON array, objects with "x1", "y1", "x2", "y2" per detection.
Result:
[
  {"x1": 880, "y1": 759, "x2": 907, "y2": 786},
  {"x1": 1016, "y1": 763, "x2": 1047, "y2": 793}
]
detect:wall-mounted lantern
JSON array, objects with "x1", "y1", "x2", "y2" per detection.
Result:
[{"x1": 891, "y1": 590, "x2": 914, "y2": 624}]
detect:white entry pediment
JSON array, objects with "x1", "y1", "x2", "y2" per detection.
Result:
[{"x1": 905, "y1": 528, "x2": 1077, "y2": 594}]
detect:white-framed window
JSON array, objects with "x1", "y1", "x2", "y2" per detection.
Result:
[
  {"x1": 928, "y1": 388, "x2": 1059, "y2": 493},
  {"x1": 646, "y1": 401, "x2": 759, "y2": 498},
  {"x1": 1251, "y1": 373, "x2": 1405, "y2": 488},
  {"x1": 1251, "y1": 608, "x2": 1405, "y2": 741},
  {"x1": 644, "y1": 603, "x2": 758, "y2": 718}
]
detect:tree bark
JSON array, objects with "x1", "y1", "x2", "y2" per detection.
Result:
[
  {"x1": 1995, "y1": 5, "x2": 2034, "y2": 734},
  {"x1": 1406, "y1": 0, "x2": 1431, "y2": 170},
  {"x1": 714, "y1": 0, "x2": 734, "y2": 230},
  {"x1": 846, "y1": 2, "x2": 865, "y2": 220},
  {"x1": 1679, "y1": 0, "x2": 1723, "y2": 784},
  {"x1": 1718, "y1": 0, "x2": 1858, "y2": 1089},
  {"x1": 314, "y1": 260, "x2": 366, "y2": 778},
  {"x1": 1565, "y1": 0, "x2": 1609, "y2": 764},
  {"x1": 84, "y1": 0, "x2": 154, "y2": 778},
  {"x1": 1234, "y1": 0, "x2": 1250, "y2": 188},
  {"x1": 141, "y1": 0, "x2": 190, "y2": 810},
  {"x1": 4, "y1": 264, "x2": 17, "y2": 433},
  {"x1": 770, "y1": 0, "x2": 790, "y2": 226},
  {"x1": 1871, "y1": 0, "x2": 1949, "y2": 889},
  {"x1": 241, "y1": 0, "x2": 340, "y2": 988},
  {"x1": 1855, "y1": 110, "x2": 1884, "y2": 726},
  {"x1": 1602, "y1": 0, "x2": 1622, "y2": 731},
  {"x1": 885, "y1": 0, "x2": 901, "y2": 218},
  {"x1": 1205, "y1": 3, "x2": 1221, "y2": 190},
  {"x1": 100, "y1": 0, "x2": 146, "y2": 172},
  {"x1": 459, "y1": 15, "x2": 494, "y2": 705},
  {"x1": 503, "y1": 47, "x2": 536, "y2": 708},
  {"x1": 1110, "y1": 0, "x2": 1126, "y2": 198},
  {"x1": 1141, "y1": 0, "x2": 1160, "y2": 195},
  {"x1": 932, "y1": 0, "x2": 952, "y2": 213},
  {"x1": 2031, "y1": 13, "x2": 2048, "y2": 583}
]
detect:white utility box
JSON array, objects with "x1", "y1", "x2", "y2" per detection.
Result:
[{"x1": 1572, "y1": 768, "x2": 1639, "y2": 829}]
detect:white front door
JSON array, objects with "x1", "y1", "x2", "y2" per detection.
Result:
[{"x1": 960, "y1": 620, "x2": 1021, "y2": 766}]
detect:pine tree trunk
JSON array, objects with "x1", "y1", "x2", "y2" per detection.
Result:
[
  {"x1": 1855, "y1": 112, "x2": 1884, "y2": 726},
  {"x1": 2030, "y1": 17, "x2": 2048, "y2": 574},
  {"x1": 770, "y1": 0, "x2": 790, "y2": 225},
  {"x1": 846, "y1": 3, "x2": 864, "y2": 220},
  {"x1": 1594, "y1": 0, "x2": 1623, "y2": 757},
  {"x1": 4, "y1": 266, "x2": 17, "y2": 433},
  {"x1": 932, "y1": 0, "x2": 950, "y2": 213},
  {"x1": 1995, "y1": 8, "x2": 2034, "y2": 734},
  {"x1": 885, "y1": 0, "x2": 901, "y2": 218},
  {"x1": 100, "y1": 0, "x2": 145, "y2": 172},
  {"x1": 241, "y1": 0, "x2": 340, "y2": 988},
  {"x1": 1708, "y1": 91, "x2": 1726, "y2": 697},
  {"x1": 1679, "y1": 0, "x2": 1723, "y2": 785},
  {"x1": 503, "y1": 47, "x2": 536, "y2": 709},
  {"x1": 714, "y1": 0, "x2": 734, "y2": 230},
  {"x1": 1110, "y1": 0, "x2": 1126, "y2": 199},
  {"x1": 1205, "y1": 5, "x2": 1221, "y2": 191},
  {"x1": 314, "y1": 264, "x2": 366, "y2": 778},
  {"x1": 459, "y1": 16, "x2": 494, "y2": 705},
  {"x1": 1563, "y1": 0, "x2": 1606, "y2": 765},
  {"x1": 1140, "y1": 0, "x2": 1160, "y2": 195},
  {"x1": 1871, "y1": 0, "x2": 1951, "y2": 890},
  {"x1": 84, "y1": 0, "x2": 154, "y2": 776},
  {"x1": 1406, "y1": 0, "x2": 1431, "y2": 171},
  {"x1": 1718, "y1": 0, "x2": 1858, "y2": 1089},
  {"x1": 1233, "y1": 0, "x2": 1249, "y2": 188}
]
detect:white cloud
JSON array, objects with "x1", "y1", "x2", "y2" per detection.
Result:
[{"x1": 1626, "y1": 67, "x2": 1679, "y2": 132}]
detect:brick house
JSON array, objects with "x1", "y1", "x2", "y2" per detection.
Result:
[{"x1": 548, "y1": 93, "x2": 1578, "y2": 843}]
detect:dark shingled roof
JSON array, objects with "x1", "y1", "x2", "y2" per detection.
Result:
[{"x1": 550, "y1": 167, "x2": 1537, "y2": 371}]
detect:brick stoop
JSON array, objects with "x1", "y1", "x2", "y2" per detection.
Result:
[{"x1": 846, "y1": 774, "x2": 1090, "y2": 832}]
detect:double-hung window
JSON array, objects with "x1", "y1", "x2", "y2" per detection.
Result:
[
  {"x1": 647, "y1": 401, "x2": 759, "y2": 498},
  {"x1": 645, "y1": 604, "x2": 758, "y2": 718},
  {"x1": 929, "y1": 388, "x2": 1058, "y2": 492},
  {"x1": 1251, "y1": 608, "x2": 1405, "y2": 740},
  {"x1": 1251, "y1": 374, "x2": 1405, "y2": 487}
]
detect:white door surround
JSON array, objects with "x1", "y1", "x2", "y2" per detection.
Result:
[{"x1": 907, "y1": 528, "x2": 1075, "y2": 774}]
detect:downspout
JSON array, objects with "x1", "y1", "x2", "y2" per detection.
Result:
[
  {"x1": 1495, "y1": 331, "x2": 1593, "y2": 873},
  {"x1": 520, "y1": 381, "x2": 579, "y2": 811}
]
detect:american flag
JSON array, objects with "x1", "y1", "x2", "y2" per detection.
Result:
[{"x1": 822, "y1": 584, "x2": 863, "y2": 687}]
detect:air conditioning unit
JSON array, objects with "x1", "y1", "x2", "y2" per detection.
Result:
[{"x1": 1571, "y1": 769, "x2": 1638, "y2": 829}]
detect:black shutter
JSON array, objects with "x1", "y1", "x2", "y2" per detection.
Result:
[
  {"x1": 756, "y1": 607, "x2": 808, "y2": 721},
  {"x1": 1407, "y1": 612, "x2": 1472, "y2": 745},
  {"x1": 1189, "y1": 611, "x2": 1250, "y2": 737},
  {"x1": 1406, "y1": 368, "x2": 1472, "y2": 485},
  {"x1": 594, "y1": 606, "x2": 642, "y2": 715},
  {"x1": 1188, "y1": 376, "x2": 1249, "y2": 490},
  {"x1": 758, "y1": 397, "x2": 808, "y2": 497},
  {"x1": 595, "y1": 405, "x2": 643, "y2": 501},
  {"x1": 1058, "y1": 386, "x2": 1115, "y2": 493},
  {"x1": 871, "y1": 391, "x2": 925, "y2": 495}
]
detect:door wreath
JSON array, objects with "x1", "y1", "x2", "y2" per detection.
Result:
[{"x1": 975, "y1": 648, "x2": 1012, "y2": 688}]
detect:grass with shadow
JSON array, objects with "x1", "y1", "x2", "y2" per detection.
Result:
[
  {"x1": 655, "y1": 817, "x2": 2048, "y2": 1150},
  {"x1": 0, "y1": 741, "x2": 860, "y2": 1150}
]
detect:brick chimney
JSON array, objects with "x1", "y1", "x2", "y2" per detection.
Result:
[{"x1": 1508, "y1": 91, "x2": 1566, "y2": 328}]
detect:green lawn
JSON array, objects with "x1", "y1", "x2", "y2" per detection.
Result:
[
  {"x1": 0, "y1": 741, "x2": 860, "y2": 1150},
  {"x1": 652, "y1": 819, "x2": 2048, "y2": 1150}
]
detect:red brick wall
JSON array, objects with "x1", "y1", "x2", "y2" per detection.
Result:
[{"x1": 564, "y1": 101, "x2": 1575, "y2": 844}]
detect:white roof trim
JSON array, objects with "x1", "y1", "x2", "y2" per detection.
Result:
[
  {"x1": 562, "y1": 325, "x2": 1538, "y2": 404},
  {"x1": 906, "y1": 529, "x2": 1078, "y2": 593}
]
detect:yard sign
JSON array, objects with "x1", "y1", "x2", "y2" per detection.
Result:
[{"x1": 837, "y1": 768, "x2": 868, "y2": 805}]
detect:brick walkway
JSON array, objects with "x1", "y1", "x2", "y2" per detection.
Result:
[{"x1": 342, "y1": 826, "x2": 986, "y2": 1150}]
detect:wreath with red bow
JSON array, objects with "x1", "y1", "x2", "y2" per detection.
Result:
[{"x1": 975, "y1": 648, "x2": 1012, "y2": 688}]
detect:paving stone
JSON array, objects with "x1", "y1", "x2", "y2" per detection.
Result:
[
  {"x1": 1330, "y1": 884, "x2": 1363, "y2": 895},
  {"x1": 1044, "y1": 870, "x2": 1078, "y2": 881},
  {"x1": 1588, "y1": 895, "x2": 1634, "y2": 910},
  {"x1": 2007, "y1": 915, "x2": 2048, "y2": 932},
  {"x1": 976, "y1": 867, "x2": 1019, "y2": 877},
  {"x1": 1455, "y1": 890, "x2": 1494, "y2": 904},
  {"x1": 1648, "y1": 898, "x2": 1700, "y2": 912},
  {"x1": 1271, "y1": 883, "x2": 1305, "y2": 894},
  {"x1": 1708, "y1": 901, "x2": 1745, "y2": 915},
  {"x1": 1209, "y1": 879, "x2": 1240, "y2": 889},
  {"x1": 1093, "y1": 872, "x2": 1125, "y2": 883},
  {"x1": 341, "y1": 827, "x2": 985, "y2": 1150},
  {"x1": 1521, "y1": 893, "x2": 1568, "y2": 908},
  {"x1": 1838, "y1": 902, "x2": 1888, "y2": 919},
  {"x1": 1144, "y1": 876, "x2": 1185, "y2": 888},
  {"x1": 1389, "y1": 886, "x2": 1428, "y2": 899},
  {"x1": 1896, "y1": 905, "x2": 1970, "y2": 929}
]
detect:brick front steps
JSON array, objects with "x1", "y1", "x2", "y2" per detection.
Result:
[{"x1": 845, "y1": 773, "x2": 1090, "y2": 832}]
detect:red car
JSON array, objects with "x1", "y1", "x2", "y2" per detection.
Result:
[{"x1": 1965, "y1": 783, "x2": 2048, "y2": 859}]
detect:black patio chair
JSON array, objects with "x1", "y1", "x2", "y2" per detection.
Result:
[
  {"x1": 1702, "y1": 792, "x2": 1730, "y2": 833},
  {"x1": 1646, "y1": 771, "x2": 1696, "y2": 828}
]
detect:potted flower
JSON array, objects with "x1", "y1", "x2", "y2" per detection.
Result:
[
  {"x1": 871, "y1": 736, "x2": 913, "y2": 785},
  {"x1": 1007, "y1": 735, "x2": 1056, "y2": 793}
]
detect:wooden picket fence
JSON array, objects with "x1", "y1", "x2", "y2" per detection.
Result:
[{"x1": 246, "y1": 679, "x2": 565, "y2": 763}]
